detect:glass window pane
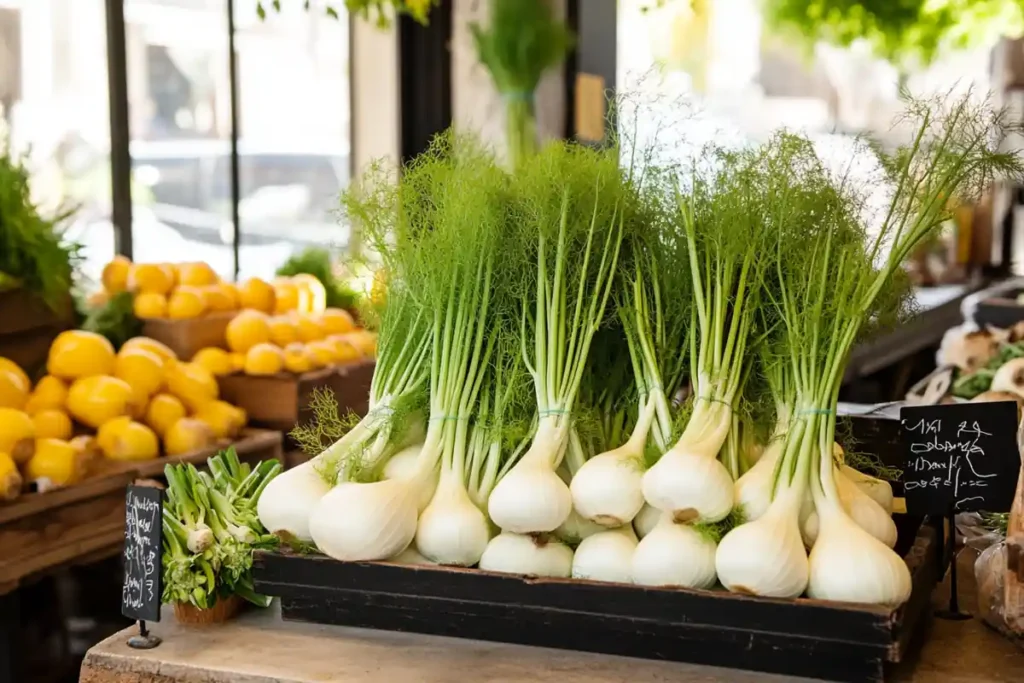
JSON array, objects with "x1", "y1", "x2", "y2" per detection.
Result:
[
  {"x1": 1, "y1": 0, "x2": 111, "y2": 290},
  {"x1": 125, "y1": 0, "x2": 240, "y2": 280},
  {"x1": 233, "y1": 4, "x2": 351, "y2": 280}
]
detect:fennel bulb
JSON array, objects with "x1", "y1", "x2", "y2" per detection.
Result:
[
  {"x1": 308, "y1": 475, "x2": 425, "y2": 561},
  {"x1": 733, "y1": 439, "x2": 783, "y2": 522},
  {"x1": 571, "y1": 526, "x2": 637, "y2": 583},
  {"x1": 841, "y1": 465, "x2": 894, "y2": 514},
  {"x1": 641, "y1": 442, "x2": 735, "y2": 523},
  {"x1": 631, "y1": 514, "x2": 717, "y2": 588},
  {"x1": 555, "y1": 508, "x2": 607, "y2": 546},
  {"x1": 802, "y1": 472, "x2": 897, "y2": 548},
  {"x1": 487, "y1": 420, "x2": 572, "y2": 533},
  {"x1": 415, "y1": 474, "x2": 492, "y2": 566},
  {"x1": 479, "y1": 532, "x2": 573, "y2": 577},
  {"x1": 383, "y1": 442, "x2": 436, "y2": 511},
  {"x1": 715, "y1": 488, "x2": 808, "y2": 598},
  {"x1": 633, "y1": 503, "x2": 661, "y2": 539},
  {"x1": 256, "y1": 460, "x2": 333, "y2": 542},
  {"x1": 388, "y1": 545, "x2": 436, "y2": 565},
  {"x1": 807, "y1": 502, "x2": 911, "y2": 606}
]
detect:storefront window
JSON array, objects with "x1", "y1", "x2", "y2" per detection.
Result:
[{"x1": 0, "y1": 0, "x2": 112, "y2": 290}]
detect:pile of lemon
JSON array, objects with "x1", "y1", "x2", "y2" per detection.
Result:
[
  {"x1": 0, "y1": 332, "x2": 249, "y2": 501},
  {"x1": 192, "y1": 307, "x2": 376, "y2": 377},
  {"x1": 97, "y1": 255, "x2": 332, "y2": 321}
]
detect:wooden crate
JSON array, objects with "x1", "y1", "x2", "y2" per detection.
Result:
[
  {"x1": 0, "y1": 429, "x2": 283, "y2": 595},
  {"x1": 141, "y1": 311, "x2": 234, "y2": 360},
  {"x1": 219, "y1": 361, "x2": 374, "y2": 434},
  {"x1": 253, "y1": 517, "x2": 940, "y2": 683},
  {"x1": 0, "y1": 288, "x2": 74, "y2": 378}
]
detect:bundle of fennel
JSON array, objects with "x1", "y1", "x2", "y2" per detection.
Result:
[
  {"x1": 162, "y1": 448, "x2": 281, "y2": 609},
  {"x1": 255, "y1": 93, "x2": 1020, "y2": 606}
]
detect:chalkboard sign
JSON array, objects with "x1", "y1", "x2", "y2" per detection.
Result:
[
  {"x1": 122, "y1": 485, "x2": 163, "y2": 623},
  {"x1": 900, "y1": 401, "x2": 1021, "y2": 515}
]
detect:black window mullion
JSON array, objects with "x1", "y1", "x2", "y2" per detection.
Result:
[
  {"x1": 105, "y1": 0, "x2": 132, "y2": 258},
  {"x1": 227, "y1": 0, "x2": 242, "y2": 279}
]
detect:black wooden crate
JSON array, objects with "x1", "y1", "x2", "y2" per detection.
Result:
[{"x1": 253, "y1": 515, "x2": 939, "y2": 683}]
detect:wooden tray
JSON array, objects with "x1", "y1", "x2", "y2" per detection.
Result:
[
  {"x1": 0, "y1": 428, "x2": 283, "y2": 594},
  {"x1": 0, "y1": 288, "x2": 75, "y2": 379},
  {"x1": 141, "y1": 311, "x2": 234, "y2": 360},
  {"x1": 253, "y1": 517, "x2": 940, "y2": 683}
]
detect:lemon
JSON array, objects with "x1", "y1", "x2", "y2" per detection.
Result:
[
  {"x1": 291, "y1": 274, "x2": 327, "y2": 314},
  {"x1": 237, "y1": 277, "x2": 276, "y2": 313},
  {"x1": 244, "y1": 343, "x2": 285, "y2": 376},
  {"x1": 296, "y1": 313, "x2": 327, "y2": 342},
  {"x1": 128, "y1": 263, "x2": 175, "y2": 295},
  {"x1": 25, "y1": 375, "x2": 68, "y2": 414},
  {"x1": 321, "y1": 308, "x2": 356, "y2": 335},
  {"x1": 229, "y1": 352, "x2": 246, "y2": 373},
  {"x1": 0, "y1": 408, "x2": 36, "y2": 465},
  {"x1": 273, "y1": 280, "x2": 301, "y2": 313},
  {"x1": 97, "y1": 417, "x2": 160, "y2": 461},
  {"x1": 47, "y1": 330, "x2": 116, "y2": 380},
  {"x1": 327, "y1": 335, "x2": 363, "y2": 364},
  {"x1": 66, "y1": 375, "x2": 133, "y2": 429},
  {"x1": 194, "y1": 400, "x2": 246, "y2": 439},
  {"x1": 165, "y1": 362, "x2": 219, "y2": 411},
  {"x1": 226, "y1": 310, "x2": 272, "y2": 353},
  {"x1": 167, "y1": 286, "x2": 208, "y2": 319},
  {"x1": 133, "y1": 292, "x2": 168, "y2": 319},
  {"x1": 283, "y1": 343, "x2": 313, "y2": 374},
  {"x1": 268, "y1": 316, "x2": 300, "y2": 347},
  {"x1": 69, "y1": 435, "x2": 102, "y2": 470},
  {"x1": 176, "y1": 262, "x2": 219, "y2": 287},
  {"x1": 0, "y1": 365, "x2": 29, "y2": 410},
  {"x1": 164, "y1": 417, "x2": 216, "y2": 456},
  {"x1": 192, "y1": 347, "x2": 233, "y2": 376},
  {"x1": 304, "y1": 340, "x2": 335, "y2": 368},
  {"x1": 145, "y1": 393, "x2": 187, "y2": 438},
  {"x1": 201, "y1": 283, "x2": 238, "y2": 312},
  {"x1": 32, "y1": 409, "x2": 73, "y2": 440},
  {"x1": 121, "y1": 337, "x2": 178, "y2": 364},
  {"x1": 115, "y1": 347, "x2": 166, "y2": 398},
  {"x1": 26, "y1": 438, "x2": 85, "y2": 491},
  {"x1": 102, "y1": 255, "x2": 132, "y2": 293}
]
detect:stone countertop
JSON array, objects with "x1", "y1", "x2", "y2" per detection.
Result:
[{"x1": 81, "y1": 552, "x2": 1023, "y2": 683}]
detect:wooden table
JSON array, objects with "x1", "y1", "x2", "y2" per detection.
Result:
[{"x1": 80, "y1": 551, "x2": 1023, "y2": 683}]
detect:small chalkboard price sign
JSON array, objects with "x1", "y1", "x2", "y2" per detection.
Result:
[
  {"x1": 900, "y1": 400, "x2": 1021, "y2": 620},
  {"x1": 122, "y1": 484, "x2": 163, "y2": 649}
]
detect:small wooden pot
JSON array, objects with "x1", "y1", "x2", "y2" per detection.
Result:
[{"x1": 173, "y1": 593, "x2": 244, "y2": 625}]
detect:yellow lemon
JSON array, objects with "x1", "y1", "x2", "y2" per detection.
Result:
[
  {"x1": 102, "y1": 255, "x2": 133, "y2": 294},
  {"x1": 326, "y1": 335, "x2": 363, "y2": 364},
  {"x1": 164, "y1": 417, "x2": 216, "y2": 456},
  {"x1": 115, "y1": 347, "x2": 166, "y2": 398},
  {"x1": 272, "y1": 280, "x2": 302, "y2": 313},
  {"x1": 202, "y1": 283, "x2": 238, "y2": 312},
  {"x1": 0, "y1": 408, "x2": 36, "y2": 465},
  {"x1": 244, "y1": 343, "x2": 285, "y2": 376},
  {"x1": 268, "y1": 316, "x2": 300, "y2": 347},
  {"x1": 304, "y1": 340, "x2": 336, "y2": 368},
  {"x1": 295, "y1": 313, "x2": 327, "y2": 342},
  {"x1": 176, "y1": 262, "x2": 219, "y2": 288},
  {"x1": 26, "y1": 438, "x2": 85, "y2": 490},
  {"x1": 167, "y1": 286, "x2": 207, "y2": 319},
  {"x1": 127, "y1": 263, "x2": 175, "y2": 295},
  {"x1": 192, "y1": 347, "x2": 233, "y2": 377},
  {"x1": 237, "y1": 277, "x2": 276, "y2": 313},
  {"x1": 121, "y1": 337, "x2": 178, "y2": 364},
  {"x1": 66, "y1": 375, "x2": 133, "y2": 429},
  {"x1": 47, "y1": 330, "x2": 116, "y2": 380},
  {"x1": 32, "y1": 409, "x2": 73, "y2": 440},
  {"x1": 193, "y1": 400, "x2": 246, "y2": 439},
  {"x1": 226, "y1": 310, "x2": 271, "y2": 353},
  {"x1": 133, "y1": 291, "x2": 168, "y2": 319},
  {"x1": 349, "y1": 330, "x2": 378, "y2": 357},
  {"x1": 0, "y1": 366, "x2": 29, "y2": 410},
  {"x1": 97, "y1": 417, "x2": 160, "y2": 461},
  {"x1": 283, "y1": 343, "x2": 313, "y2": 374},
  {"x1": 0, "y1": 452, "x2": 22, "y2": 502},
  {"x1": 321, "y1": 308, "x2": 356, "y2": 335},
  {"x1": 25, "y1": 375, "x2": 68, "y2": 414},
  {"x1": 291, "y1": 274, "x2": 327, "y2": 314},
  {"x1": 165, "y1": 362, "x2": 219, "y2": 411},
  {"x1": 229, "y1": 352, "x2": 246, "y2": 373},
  {"x1": 145, "y1": 393, "x2": 187, "y2": 438},
  {"x1": 69, "y1": 435, "x2": 102, "y2": 470},
  {"x1": 0, "y1": 358, "x2": 29, "y2": 392}
]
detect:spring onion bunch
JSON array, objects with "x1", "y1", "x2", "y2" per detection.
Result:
[{"x1": 162, "y1": 449, "x2": 280, "y2": 608}]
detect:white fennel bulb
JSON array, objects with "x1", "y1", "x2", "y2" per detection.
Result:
[
  {"x1": 633, "y1": 503, "x2": 661, "y2": 539},
  {"x1": 803, "y1": 472, "x2": 896, "y2": 548},
  {"x1": 387, "y1": 545, "x2": 435, "y2": 565},
  {"x1": 631, "y1": 515, "x2": 718, "y2": 588},
  {"x1": 808, "y1": 503, "x2": 912, "y2": 606},
  {"x1": 382, "y1": 442, "x2": 436, "y2": 511},
  {"x1": 309, "y1": 476, "x2": 422, "y2": 561},
  {"x1": 841, "y1": 465, "x2": 894, "y2": 514},
  {"x1": 642, "y1": 444, "x2": 734, "y2": 523},
  {"x1": 487, "y1": 421, "x2": 572, "y2": 533},
  {"x1": 570, "y1": 451, "x2": 645, "y2": 526},
  {"x1": 415, "y1": 475, "x2": 491, "y2": 566},
  {"x1": 715, "y1": 488, "x2": 808, "y2": 598},
  {"x1": 257, "y1": 460, "x2": 332, "y2": 542},
  {"x1": 555, "y1": 508, "x2": 606, "y2": 546},
  {"x1": 572, "y1": 526, "x2": 637, "y2": 583},
  {"x1": 479, "y1": 532, "x2": 573, "y2": 577},
  {"x1": 733, "y1": 439, "x2": 782, "y2": 522}
]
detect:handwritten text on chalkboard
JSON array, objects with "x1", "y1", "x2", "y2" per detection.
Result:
[
  {"x1": 122, "y1": 486, "x2": 163, "y2": 622},
  {"x1": 900, "y1": 402, "x2": 1020, "y2": 515}
]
